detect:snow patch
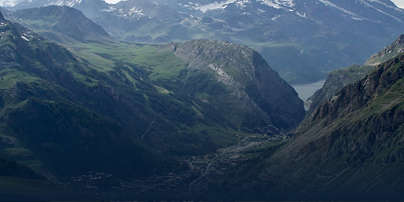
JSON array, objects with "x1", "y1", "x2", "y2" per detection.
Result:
[
  {"x1": 318, "y1": 0, "x2": 365, "y2": 20},
  {"x1": 102, "y1": 6, "x2": 144, "y2": 18},
  {"x1": 48, "y1": 0, "x2": 82, "y2": 7},
  {"x1": 259, "y1": 0, "x2": 295, "y2": 9},
  {"x1": 296, "y1": 11, "x2": 307, "y2": 18},
  {"x1": 193, "y1": 0, "x2": 249, "y2": 13},
  {"x1": 271, "y1": 15, "x2": 281, "y2": 21},
  {"x1": 21, "y1": 34, "x2": 30, "y2": 41}
]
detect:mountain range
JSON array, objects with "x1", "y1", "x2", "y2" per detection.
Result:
[
  {"x1": 4, "y1": 0, "x2": 404, "y2": 83},
  {"x1": 0, "y1": 1, "x2": 404, "y2": 200}
]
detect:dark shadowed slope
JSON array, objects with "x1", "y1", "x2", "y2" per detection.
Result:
[
  {"x1": 264, "y1": 54, "x2": 404, "y2": 198},
  {"x1": 309, "y1": 34, "x2": 404, "y2": 112}
]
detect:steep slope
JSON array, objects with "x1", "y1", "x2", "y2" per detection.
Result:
[
  {"x1": 308, "y1": 65, "x2": 376, "y2": 112},
  {"x1": 9, "y1": 0, "x2": 404, "y2": 83},
  {"x1": 9, "y1": 6, "x2": 110, "y2": 43},
  {"x1": 171, "y1": 40, "x2": 305, "y2": 131},
  {"x1": 268, "y1": 53, "x2": 404, "y2": 195},
  {"x1": 309, "y1": 34, "x2": 404, "y2": 112}
]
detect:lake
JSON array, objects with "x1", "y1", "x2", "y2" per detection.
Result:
[{"x1": 292, "y1": 80, "x2": 325, "y2": 101}]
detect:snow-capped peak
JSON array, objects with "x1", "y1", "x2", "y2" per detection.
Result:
[{"x1": 187, "y1": 0, "x2": 296, "y2": 13}]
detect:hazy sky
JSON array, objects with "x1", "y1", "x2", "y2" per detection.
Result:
[
  {"x1": 103, "y1": 0, "x2": 404, "y2": 8},
  {"x1": 392, "y1": 0, "x2": 404, "y2": 8}
]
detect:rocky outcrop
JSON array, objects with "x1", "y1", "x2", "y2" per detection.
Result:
[
  {"x1": 308, "y1": 65, "x2": 375, "y2": 112},
  {"x1": 171, "y1": 40, "x2": 305, "y2": 131},
  {"x1": 309, "y1": 34, "x2": 404, "y2": 112},
  {"x1": 366, "y1": 34, "x2": 404, "y2": 66}
]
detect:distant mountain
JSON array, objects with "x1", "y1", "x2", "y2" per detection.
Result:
[
  {"x1": 1, "y1": 0, "x2": 83, "y2": 8},
  {"x1": 8, "y1": 0, "x2": 404, "y2": 83},
  {"x1": 309, "y1": 34, "x2": 404, "y2": 112},
  {"x1": 6, "y1": 6, "x2": 110, "y2": 43},
  {"x1": 0, "y1": 11, "x2": 304, "y2": 199}
]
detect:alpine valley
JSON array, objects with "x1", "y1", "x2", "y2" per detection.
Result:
[{"x1": 0, "y1": 0, "x2": 403, "y2": 201}]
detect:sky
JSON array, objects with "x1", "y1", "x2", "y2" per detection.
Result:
[
  {"x1": 392, "y1": 0, "x2": 404, "y2": 8},
  {"x1": 103, "y1": 0, "x2": 404, "y2": 7}
]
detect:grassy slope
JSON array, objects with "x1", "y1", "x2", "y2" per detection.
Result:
[{"x1": 66, "y1": 41, "x2": 262, "y2": 152}]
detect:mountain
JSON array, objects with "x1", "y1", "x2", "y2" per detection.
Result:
[
  {"x1": 8, "y1": 0, "x2": 404, "y2": 84},
  {"x1": 171, "y1": 40, "x2": 305, "y2": 131},
  {"x1": 181, "y1": 53, "x2": 404, "y2": 200},
  {"x1": 269, "y1": 53, "x2": 404, "y2": 196},
  {"x1": 0, "y1": 11, "x2": 304, "y2": 199},
  {"x1": 7, "y1": 6, "x2": 110, "y2": 43},
  {"x1": 309, "y1": 34, "x2": 404, "y2": 112},
  {"x1": 0, "y1": 12, "x2": 169, "y2": 180}
]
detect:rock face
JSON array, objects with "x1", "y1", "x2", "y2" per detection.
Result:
[
  {"x1": 309, "y1": 34, "x2": 404, "y2": 112},
  {"x1": 8, "y1": 0, "x2": 404, "y2": 83}
]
